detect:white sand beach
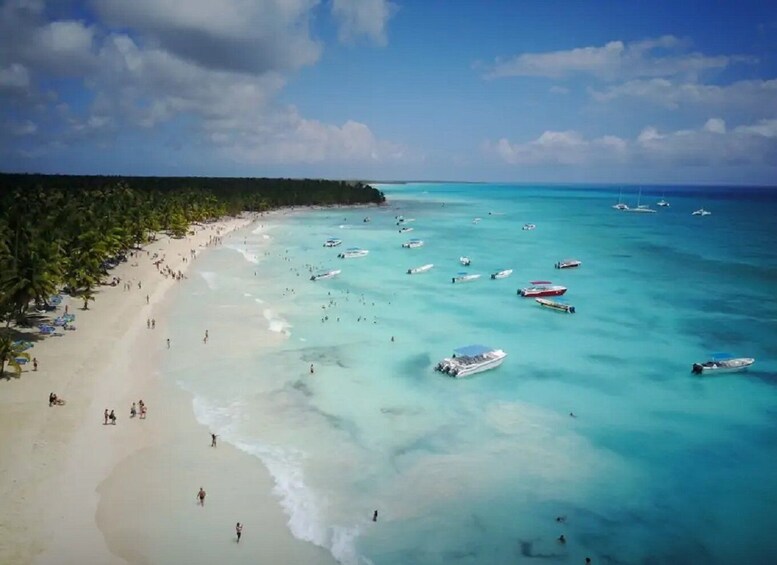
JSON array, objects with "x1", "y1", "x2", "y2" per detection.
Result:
[{"x1": 0, "y1": 216, "x2": 335, "y2": 564}]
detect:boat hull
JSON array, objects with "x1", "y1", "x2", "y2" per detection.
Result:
[
  {"x1": 452, "y1": 275, "x2": 480, "y2": 283},
  {"x1": 536, "y1": 298, "x2": 575, "y2": 313},
  {"x1": 491, "y1": 269, "x2": 513, "y2": 279},
  {"x1": 692, "y1": 358, "x2": 754, "y2": 374},
  {"x1": 519, "y1": 287, "x2": 567, "y2": 297},
  {"x1": 435, "y1": 352, "x2": 506, "y2": 378}
]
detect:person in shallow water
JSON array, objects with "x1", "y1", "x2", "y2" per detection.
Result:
[{"x1": 373, "y1": 510, "x2": 378, "y2": 522}]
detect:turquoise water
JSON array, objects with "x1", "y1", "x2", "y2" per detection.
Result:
[{"x1": 165, "y1": 183, "x2": 777, "y2": 564}]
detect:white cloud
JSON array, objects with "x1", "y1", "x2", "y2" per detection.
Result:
[
  {"x1": 488, "y1": 118, "x2": 777, "y2": 168},
  {"x1": 590, "y1": 78, "x2": 777, "y2": 113},
  {"x1": 92, "y1": 0, "x2": 321, "y2": 74},
  {"x1": 0, "y1": 63, "x2": 30, "y2": 89},
  {"x1": 331, "y1": 0, "x2": 396, "y2": 46},
  {"x1": 549, "y1": 85, "x2": 569, "y2": 95},
  {"x1": 485, "y1": 36, "x2": 748, "y2": 81},
  {"x1": 0, "y1": 0, "x2": 405, "y2": 166}
]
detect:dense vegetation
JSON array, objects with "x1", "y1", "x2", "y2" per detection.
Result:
[{"x1": 0, "y1": 174, "x2": 384, "y2": 375}]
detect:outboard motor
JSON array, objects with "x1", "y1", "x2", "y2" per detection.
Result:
[{"x1": 691, "y1": 363, "x2": 704, "y2": 374}]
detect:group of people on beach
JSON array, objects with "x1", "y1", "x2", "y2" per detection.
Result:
[
  {"x1": 102, "y1": 400, "x2": 146, "y2": 425},
  {"x1": 48, "y1": 392, "x2": 65, "y2": 406}
]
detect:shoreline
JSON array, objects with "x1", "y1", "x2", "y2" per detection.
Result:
[{"x1": 0, "y1": 212, "x2": 335, "y2": 564}]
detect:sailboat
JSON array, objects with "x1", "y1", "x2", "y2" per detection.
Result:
[
  {"x1": 657, "y1": 191, "x2": 670, "y2": 207},
  {"x1": 624, "y1": 188, "x2": 656, "y2": 213},
  {"x1": 612, "y1": 189, "x2": 628, "y2": 210}
]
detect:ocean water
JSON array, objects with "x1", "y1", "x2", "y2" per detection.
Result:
[{"x1": 164, "y1": 183, "x2": 777, "y2": 565}]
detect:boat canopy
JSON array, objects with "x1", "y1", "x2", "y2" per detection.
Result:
[
  {"x1": 711, "y1": 352, "x2": 733, "y2": 360},
  {"x1": 454, "y1": 345, "x2": 493, "y2": 357}
]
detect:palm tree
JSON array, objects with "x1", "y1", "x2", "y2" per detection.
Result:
[
  {"x1": 0, "y1": 333, "x2": 30, "y2": 378},
  {"x1": 80, "y1": 287, "x2": 95, "y2": 310}
]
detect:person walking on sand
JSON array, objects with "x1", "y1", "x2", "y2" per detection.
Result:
[
  {"x1": 167, "y1": 338, "x2": 170, "y2": 349},
  {"x1": 140, "y1": 404, "x2": 147, "y2": 419},
  {"x1": 104, "y1": 409, "x2": 109, "y2": 425},
  {"x1": 33, "y1": 357, "x2": 38, "y2": 371},
  {"x1": 236, "y1": 522, "x2": 242, "y2": 543},
  {"x1": 130, "y1": 402, "x2": 137, "y2": 418},
  {"x1": 109, "y1": 409, "x2": 116, "y2": 425},
  {"x1": 211, "y1": 433, "x2": 217, "y2": 447},
  {"x1": 197, "y1": 487, "x2": 206, "y2": 506},
  {"x1": 146, "y1": 294, "x2": 149, "y2": 304},
  {"x1": 203, "y1": 329, "x2": 208, "y2": 344},
  {"x1": 152, "y1": 318, "x2": 156, "y2": 329},
  {"x1": 147, "y1": 318, "x2": 151, "y2": 329}
]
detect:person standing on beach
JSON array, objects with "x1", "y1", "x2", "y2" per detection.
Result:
[
  {"x1": 104, "y1": 409, "x2": 109, "y2": 425},
  {"x1": 211, "y1": 433, "x2": 217, "y2": 447},
  {"x1": 33, "y1": 357, "x2": 38, "y2": 371},
  {"x1": 109, "y1": 410, "x2": 116, "y2": 424},
  {"x1": 152, "y1": 319, "x2": 156, "y2": 329},
  {"x1": 236, "y1": 522, "x2": 242, "y2": 543},
  {"x1": 204, "y1": 330, "x2": 208, "y2": 344},
  {"x1": 373, "y1": 510, "x2": 378, "y2": 522},
  {"x1": 130, "y1": 403, "x2": 137, "y2": 418},
  {"x1": 197, "y1": 487, "x2": 206, "y2": 506},
  {"x1": 146, "y1": 294, "x2": 149, "y2": 304},
  {"x1": 167, "y1": 338, "x2": 170, "y2": 349}
]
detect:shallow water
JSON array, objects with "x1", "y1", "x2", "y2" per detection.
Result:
[{"x1": 165, "y1": 184, "x2": 777, "y2": 564}]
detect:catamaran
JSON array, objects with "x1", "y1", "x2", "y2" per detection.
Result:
[
  {"x1": 310, "y1": 269, "x2": 341, "y2": 281},
  {"x1": 535, "y1": 298, "x2": 576, "y2": 313},
  {"x1": 692, "y1": 354, "x2": 754, "y2": 374},
  {"x1": 612, "y1": 189, "x2": 628, "y2": 210},
  {"x1": 323, "y1": 238, "x2": 342, "y2": 247},
  {"x1": 402, "y1": 239, "x2": 424, "y2": 248},
  {"x1": 407, "y1": 263, "x2": 434, "y2": 274},
  {"x1": 519, "y1": 281, "x2": 567, "y2": 297},
  {"x1": 624, "y1": 188, "x2": 656, "y2": 213},
  {"x1": 491, "y1": 269, "x2": 513, "y2": 279},
  {"x1": 435, "y1": 345, "x2": 507, "y2": 378},
  {"x1": 337, "y1": 247, "x2": 369, "y2": 259},
  {"x1": 452, "y1": 272, "x2": 480, "y2": 283}
]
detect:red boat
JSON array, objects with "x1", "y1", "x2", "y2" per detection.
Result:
[{"x1": 518, "y1": 280, "x2": 568, "y2": 297}]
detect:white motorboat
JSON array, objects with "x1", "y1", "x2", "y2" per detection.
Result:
[
  {"x1": 522, "y1": 223, "x2": 536, "y2": 230},
  {"x1": 555, "y1": 259, "x2": 581, "y2": 269},
  {"x1": 435, "y1": 345, "x2": 507, "y2": 378},
  {"x1": 407, "y1": 263, "x2": 434, "y2": 275},
  {"x1": 399, "y1": 226, "x2": 414, "y2": 233},
  {"x1": 535, "y1": 298, "x2": 576, "y2": 313},
  {"x1": 323, "y1": 238, "x2": 343, "y2": 247},
  {"x1": 402, "y1": 239, "x2": 424, "y2": 248},
  {"x1": 473, "y1": 217, "x2": 481, "y2": 224},
  {"x1": 397, "y1": 217, "x2": 415, "y2": 225},
  {"x1": 452, "y1": 272, "x2": 480, "y2": 283},
  {"x1": 692, "y1": 208, "x2": 712, "y2": 216},
  {"x1": 692, "y1": 355, "x2": 754, "y2": 374},
  {"x1": 337, "y1": 247, "x2": 369, "y2": 259},
  {"x1": 459, "y1": 256, "x2": 471, "y2": 266},
  {"x1": 491, "y1": 269, "x2": 513, "y2": 279},
  {"x1": 310, "y1": 269, "x2": 341, "y2": 281}
]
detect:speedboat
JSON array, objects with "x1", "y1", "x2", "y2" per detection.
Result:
[
  {"x1": 407, "y1": 263, "x2": 434, "y2": 275},
  {"x1": 555, "y1": 259, "x2": 581, "y2": 269},
  {"x1": 459, "y1": 256, "x2": 471, "y2": 266},
  {"x1": 692, "y1": 208, "x2": 712, "y2": 216},
  {"x1": 692, "y1": 354, "x2": 754, "y2": 374},
  {"x1": 337, "y1": 247, "x2": 369, "y2": 259},
  {"x1": 452, "y1": 272, "x2": 480, "y2": 283},
  {"x1": 522, "y1": 223, "x2": 536, "y2": 230},
  {"x1": 491, "y1": 269, "x2": 513, "y2": 279},
  {"x1": 323, "y1": 238, "x2": 343, "y2": 247},
  {"x1": 535, "y1": 298, "x2": 575, "y2": 313},
  {"x1": 310, "y1": 269, "x2": 341, "y2": 281},
  {"x1": 519, "y1": 281, "x2": 567, "y2": 297},
  {"x1": 399, "y1": 226, "x2": 414, "y2": 233},
  {"x1": 402, "y1": 239, "x2": 424, "y2": 248},
  {"x1": 435, "y1": 345, "x2": 507, "y2": 378}
]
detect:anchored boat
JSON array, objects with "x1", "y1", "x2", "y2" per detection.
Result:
[
  {"x1": 402, "y1": 239, "x2": 424, "y2": 248},
  {"x1": 555, "y1": 259, "x2": 581, "y2": 269},
  {"x1": 535, "y1": 298, "x2": 575, "y2": 313},
  {"x1": 323, "y1": 238, "x2": 342, "y2": 247},
  {"x1": 337, "y1": 247, "x2": 369, "y2": 259},
  {"x1": 407, "y1": 263, "x2": 434, "y2": 275},
  {"x1": 519, "y1": 281, "x2": 567, "y2": 297},
  {"x1": 491, "y1": 269, "x2": 513, "y2": 279},
  {"x1": 435, "y1": 345, "x2": 507, "y2": 378},
  {"x1": 310, "y1": 269, "x2": 341, "y2": 281},
  {"x1": 692, "y1": 353, "x2": 754, "y2": 374},
  {"x1": 452, "y1": 272, "x2": 480, "y2": 283}
]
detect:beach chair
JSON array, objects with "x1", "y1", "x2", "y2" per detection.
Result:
[
  {"x1": 53, "y1": 317, "x2": 66, "y2": 326},
  {"x1": 39, "y1": 326, "x2": 55, "y2": 335}
]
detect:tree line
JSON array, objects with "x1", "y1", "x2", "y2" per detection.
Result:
[{"x1": 0, "y1": 174, "x2": 385, "y2": 375}]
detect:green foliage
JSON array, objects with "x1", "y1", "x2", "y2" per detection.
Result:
[
  {"x1": 0, "y1": 174, "x2": 384, "y2": 324},
  {"x1": 0, "y1": 333, "x2": 30, "y2": 377}
]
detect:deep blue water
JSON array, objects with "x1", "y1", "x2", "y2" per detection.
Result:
[{"x1": 165, "y1": 183, "x2": 777, "y2": 565}]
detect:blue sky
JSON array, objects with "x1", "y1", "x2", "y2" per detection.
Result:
[{"x1": 1, "y1": 0, "x2": 776, "y2": 184}]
